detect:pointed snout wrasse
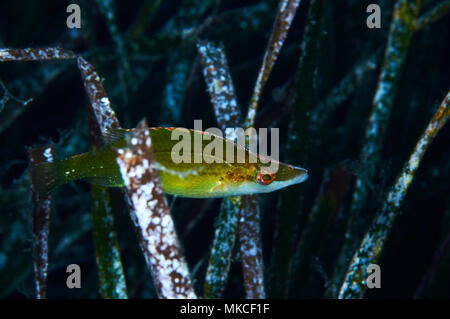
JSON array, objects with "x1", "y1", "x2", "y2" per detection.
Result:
[{"x1": 30, "y1": 128, "x2": 308, "y2": 198}]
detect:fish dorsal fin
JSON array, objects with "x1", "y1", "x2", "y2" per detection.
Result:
[{"x1": 102, "y1": 128, "x2": 132, "y2": 145}]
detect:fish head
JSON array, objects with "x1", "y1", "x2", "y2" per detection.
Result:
[{"x1": 225, "y1": 160, "x2": 308, "y2": 196}]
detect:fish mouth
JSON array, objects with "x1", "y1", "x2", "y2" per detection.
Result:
[
  {"x1": 297, "y1": 169, "x2": 308, "y2": 183},
  {"x1": 291, "y1": 168, "x2": 308, "y2": 185},
  {"x1": 272, "y1": 162, "x2": 305, "y2": 179},
  {"x1": 276, "y1": 163, "x2": 308, "y2": 183}
]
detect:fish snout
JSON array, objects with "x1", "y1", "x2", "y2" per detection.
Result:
[{"x1": 294, "y1": 167, "x2": 308, "y2": 183}]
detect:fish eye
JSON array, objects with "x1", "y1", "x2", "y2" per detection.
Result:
[{"x1": 257, "y1": 172, "x2": 275, "y2": 185}]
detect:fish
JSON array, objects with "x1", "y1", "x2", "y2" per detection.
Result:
[{"x1": 29, "y1": 127, "x2": 308, "y2": 198}]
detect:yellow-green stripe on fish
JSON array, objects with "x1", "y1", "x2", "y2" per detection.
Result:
[{"x1": 29, "y1": 128, "x2": 308, "y2": 198}]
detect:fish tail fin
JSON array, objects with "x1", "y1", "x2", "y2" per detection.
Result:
[
  {"x1": 29, "y1": 161, "x2": 62, "y2": 196},
  {"x1": 28, "y1": 147, "x2": 62, "y2": 196}
]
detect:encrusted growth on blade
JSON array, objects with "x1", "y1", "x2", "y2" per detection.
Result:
[
  {"x1": 0, "y1": 47, "x2": 76, "y2": 61},
  {"x1": 77, "y1": 57, "x2": 121, "y2": 136},
  {"x1": 204, "y1": 196, "x2": 240, "y2": 298},
  {"x1": 339, "y1": 90, "x2": 450, "y2": 299},
  {"x1": 28, "y1": 145, "x2": 54, "y2": 299},
  {"x1": 238, "y1": 195, "x2": 265, "y2": 298},
  {"x1": 116, "y1": 120, "x2": 196, "y2": 299},
  {"x1": 244, "y1": 0, "x2": 301, "y2": 128},
  {"x1": 197, "y1": 41, "x2": 241, "y2": 131}
]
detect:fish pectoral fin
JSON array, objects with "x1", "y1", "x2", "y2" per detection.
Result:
[
  {"x1": 209, "y1": 180, "x2": 226, "y2": 193},
  {"x1": 103, "y1": 128, "x2": 131, "y2": 144}
]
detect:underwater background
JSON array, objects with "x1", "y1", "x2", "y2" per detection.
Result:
[{"x1": 0, "y1": 0, "x2": 449, "y2": 298}]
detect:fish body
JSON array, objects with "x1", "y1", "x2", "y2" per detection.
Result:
[{"x1": 30, "y1": 128, "x2": 308, "y2": 198}]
